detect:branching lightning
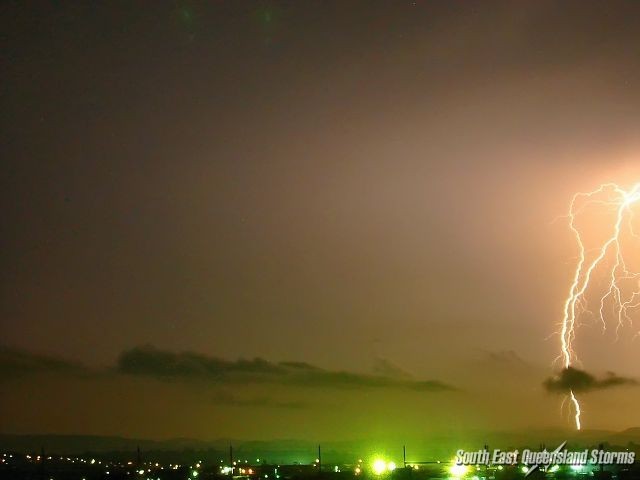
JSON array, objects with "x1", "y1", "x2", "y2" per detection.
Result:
[{"x1": 557, "y1": 182, "x2": 640, "y2": 430}]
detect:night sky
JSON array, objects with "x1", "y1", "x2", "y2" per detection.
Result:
[{"x1": 2, "y1": 1, "x2": 640, "y2": 442}]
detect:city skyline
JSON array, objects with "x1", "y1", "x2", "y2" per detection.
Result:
[{"x1": 3, "y1": 1, "x2": 640, "y2": 443}]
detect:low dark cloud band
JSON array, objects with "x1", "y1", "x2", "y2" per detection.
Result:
[
  {"x1": 0, "y1": 346, "x2": 455, "y2": 393},
  {"x1": 117, "y1": 346, "x2": 455, "y2": 392}
]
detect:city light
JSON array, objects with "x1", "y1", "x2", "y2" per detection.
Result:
[
  {"x1": 448, "y1": 464, "x2": 469, "y2": 478},
  {"x1": 372, "y1": 459, "x2": 387, "y2": 475}
]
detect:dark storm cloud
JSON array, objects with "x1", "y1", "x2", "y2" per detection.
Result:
[
  {"x1": 543, "y1": 367, "x2": 638, "y2": 394},
  {"x1": 211, "y1": 390, "x2": 308, "y2": 409},
  {"x1": 0, "y1": 347, "x2": 86, "y2": 379},
  {"x1": 117, "y1": 346, "x2": 454, "y2": 392}
]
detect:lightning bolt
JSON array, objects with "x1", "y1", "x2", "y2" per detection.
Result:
[
  {"x1": 557, "y1": 182, "x2": 640, "y2": 430},
  {"x1": 569, "y1": 390, "x2": 581, "y2": 431}
]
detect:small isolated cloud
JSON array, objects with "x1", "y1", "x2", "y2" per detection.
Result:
[
  {"x1": 0, "y1": 347, "x2": 86, "y2": 380},
  {"x1": 211, "y1": 390, "x2": 308, "y2": 409},
  {"x1": 117, "y1": 345, "x2": 455, "y2": 392},
  {"x1": 483, "y1": 350, "x2": 530, "y2": 367},
  {"x1": 277, "y1": 361, "x2": 320, "y2": 371},
  {"x1": 543, "y1": 367, "x2": 638, "y2": 394},
  {"x1": 372, "y1": 357, "x2": 413, "y2": 380}
]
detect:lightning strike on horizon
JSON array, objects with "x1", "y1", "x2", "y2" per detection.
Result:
[
  {"x1": 569, "y1": 390, "x2": 581, "y2": 431},
  {"x1": 557, "y1": 182, "x2": 640, "y2": 430}
]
